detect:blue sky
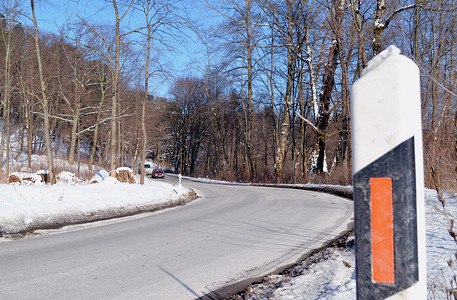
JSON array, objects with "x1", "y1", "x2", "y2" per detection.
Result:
[
  {"x1": 33, "y1": 1, "x2": 109, "y2": 33},
  {"x1": 26, "y1": 0, "x2": 218, "y2": 97}
]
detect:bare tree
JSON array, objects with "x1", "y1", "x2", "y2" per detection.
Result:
[
  {"x1": 269, "y1": 0, "x2": 300, "y2": 181},
  {"x1": 204, "y1": 0, "x2": 263, "y2": 180},
  {"x1": 312, "y1": 0, "x2": 345, "y2": 174},
  {"x1": 73, "y1": 0, "x2": 136, "y2": 171},
  {"x1": 0, "y1": 0, "x2": 22, "y2": 178},
  {"x1": 373, "y1": 1, "x2": 418, "y2": 56},
  {"x1": 57, "y1": 30, "x2": 92, "y2": 165},
  {"x1": 351, "y1": 0, "x2": 368, "y2": 76},
  {"x1": 30, "y1": 0, "x2": 56, "y2": 183},
  {"x1": 88, "y1": 59, "x2": 110, "y2": 171},
  {"x1": 167, "y1": 77, "x2": 208, "y2": 176},
  {"x1": 108, "y1": 0, "x2": 135, "y2": 171},
  {"x1": 135, "y1": 0, "x2": 176, "y2": 183}
]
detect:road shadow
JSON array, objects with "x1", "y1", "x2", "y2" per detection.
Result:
[{"x1": 158, "y1": 265, "x2": 200, "y2": 298}]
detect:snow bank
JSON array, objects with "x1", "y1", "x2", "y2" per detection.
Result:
[
  {"x1": 272, "y1": 246, "x2": 355, "y2": 299},
  {"x1": 56, "y1": 171, "x2": 82, "y2": 184},
  {"x1": 0, "y1": 179, "x2": 192, "y2": 235},
  {"x1": 424, "y1": 189, "x2": 457, "y2": 299}
]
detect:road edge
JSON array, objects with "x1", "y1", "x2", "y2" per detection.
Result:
[{"x1": 196, "y1": 182, "x2": 354, "y2": 300}]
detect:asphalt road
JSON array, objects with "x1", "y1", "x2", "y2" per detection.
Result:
[{"x1": 0, "y1": 176, "x2": 353, "y2": 299}]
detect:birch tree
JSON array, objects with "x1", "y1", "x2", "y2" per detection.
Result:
[
  {"x1": 373, "y1": 1, "x2": 418, "y2": 56},
  {"x1": 313, "y1": 0, "x2": 345, "y2": 174},
  {"x1": 270, "y1": 0, "x2": 299, "y2": 181}
]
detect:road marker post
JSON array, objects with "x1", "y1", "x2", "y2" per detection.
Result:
[
  {"x1": 178, "y1": 174, "x2": 182, "y2": 193},
  {"x1": 351, "y1": 45, "x2": 426, "y2": 299}
]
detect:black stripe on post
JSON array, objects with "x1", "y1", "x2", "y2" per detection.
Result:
[{"x1": 354, "y1": 137, "x2": 418, "y2": 299}]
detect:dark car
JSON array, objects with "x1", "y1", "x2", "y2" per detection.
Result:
[{"x1": 151, "y1": 169, "x2": 165, "y2": 178}]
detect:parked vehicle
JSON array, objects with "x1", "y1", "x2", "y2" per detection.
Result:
[
  {"x1": 139, "y1": 162, "x2": 154, "y2": 175},
  {"x1": 151, "y1": 169, "x2": 165, "y2": 178}
]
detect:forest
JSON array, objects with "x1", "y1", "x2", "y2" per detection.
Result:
[{"x1": 0, "y1": 0, "x2": 455, "y2": 187}]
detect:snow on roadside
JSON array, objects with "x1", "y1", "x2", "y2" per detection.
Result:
[
  {"x1": 241, "y1": 188, "x2": 457, "y2": 299},
  {"x1": 2, "y1": 166, "x2": 455, "y2": 298},
  {"x1": 425, "y1": 189, "x2": 457, "y2": 299},
  {"x1": 0, "y1": 177, "x2": 192, "y2": 235},
  {"x1": 182, "y1": 175, "x2": 353, "y2": 198},
  {"x1": 270, "y1": 245, "x2": 356, "y2": 300}
]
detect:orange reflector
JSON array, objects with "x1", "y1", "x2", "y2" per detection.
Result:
[{"x1": 371, "y1": 178, "x2": 395, "y2": 283}]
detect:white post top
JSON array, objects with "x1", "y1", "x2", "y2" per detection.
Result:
[
  {"x1": 362, "y1": 45, "x2": 401, "y2": 76},
  {"x1": 351, "y1": 45, "x2": 421, "y2": 173}
]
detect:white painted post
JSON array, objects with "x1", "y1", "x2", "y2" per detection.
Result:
[
  {"x1": 351, "y1": 45, "x2": 426, "y2": 299},
  {"x1": 178, "y1": 174, "x2": 182, "y2": 194}
]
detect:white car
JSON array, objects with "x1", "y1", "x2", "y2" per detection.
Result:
[{"x1": 140, "y1": 163, "x2": 154, "y2": 175}]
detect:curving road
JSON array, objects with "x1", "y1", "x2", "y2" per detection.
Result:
[{"x1": 0, "y1": 177, "x2": 353, "y2": 299}]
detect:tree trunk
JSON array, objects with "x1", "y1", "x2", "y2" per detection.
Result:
[
  {"x1": 110, "y1": 0, "x2": 123, "y2": 171},
  {"x1": 31, "y1": 0, "x2": 55, "y2": 184},
  {"x1": 352, "y1": 0, "x2": 368, "y2": 76},
  {"x1": 313, "y1": 0, "x2": 345, "y2": 174},
  {"x1": 88, "y1": 85, "x2": 106, "y2": 171},
  {"x1": 0, "y1": 13, "x2": 15, "y2": 175},
  {"x1": 336, "y1": 55, "x2": 351, "y2": 168},
  {"x1": 275, "y1": 0, "x2": 296, "y2": 181},
  {"x1": 2, "y1": 33, "x2": 12, "y2": 177},
  {"x1": 316, "y1": 40, "x2": 339, "y2": 174},
  {"x1": 118, "y1": 120, "x2": 123, "y2": 167},
  {"x1": 297, "y1": 61, "x2": 306, "y2": 180},
  {"x1": 68, "y1": 78, "x2": 80, "y2": 164},
  {"x1": 451, "y1": 0, "x2": 456, "y2": 82},
  {"x1": 140, "y1": 86, "x2": 148, "y2": 185},
  {"x1": 245, "y1": 3, "x2": 256, "y2": 180},
  {"x1": 139, "y1": 0, "x2": 155, "y2": 185},
  {"x1": 373, "y1": 0, "x2": 386, "y2": 55},
  {"x1": 19, "y1": 68, "x2": 33, "y2": 171},
  {"x1": 268, "y1": 29, "x2": 278, "y2": 176},
  {"x1": 77, "y1": 119, "x2": 81, "y2": 178}
]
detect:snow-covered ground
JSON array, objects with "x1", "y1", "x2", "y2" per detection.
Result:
[
  {"x1": 0, "y1": 172, "x2": 192, "y2": 236},
  {"x1": 1, "y1": 164, "x2": 455, "y2": 298},
  {"x1": 0, "y1": 152, "x2": 193, "y2": 235},
  {"x1": 239, "y1": 189, "x2": 457, "y2": 299}
]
